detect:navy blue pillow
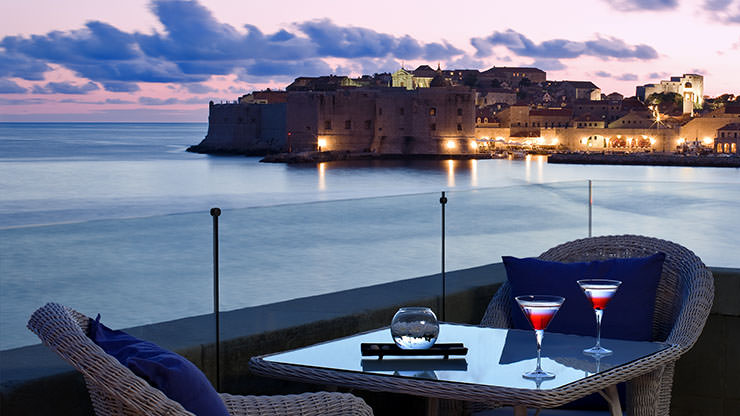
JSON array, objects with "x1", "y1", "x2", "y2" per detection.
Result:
[
  {"x1": 504, "y1": 252, "x2": 665, "y2": 341},
  {"x1": 88, "y1": 315, "x2": 229, "y2": 416}
]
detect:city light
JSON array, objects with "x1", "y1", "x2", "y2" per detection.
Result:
[
  {"x1": 703, "y1": 137, "x2": 713, "y2": 145},
  {"x1": 551, "y1": 138, "x2": 559, "y2": 145},
  {"x1": 446, "y1": 140, "x2": 457, "y2": 149},
  {"x1": 650, "y1": 137, "x2": 656, "y2": 145},
  {"x1": 469, "y1": 140, "x2": 478, "y2": 149},
  {"x1": 677, "y1": 138, "x2": 685, "y2": 144},
  {"x1": 317, "y1": 138, "x2": 327, "y2": 148}
]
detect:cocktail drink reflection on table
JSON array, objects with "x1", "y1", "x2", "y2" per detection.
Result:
[
  {"x1": 515, "y1": 295, "x2": 565, "y2": 380},
  {"x1": 577, "y1": 279, "x2": 622, "y2": 356}
]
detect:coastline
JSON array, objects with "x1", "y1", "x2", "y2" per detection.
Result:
[
  {"x1": 548, "y1": 152, "x2": 740, "y2": 168},
  {"x1": 259, "y1": 151, "x2": 512, "y2": 163},
  {"x1": 259, "y1": 150, "x2": 740, "y2": 167}
]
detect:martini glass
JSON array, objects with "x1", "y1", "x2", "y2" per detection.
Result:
[
  {"x1": 577, "y1": 279, "x2": 622, "y2": 355},
  {"x1": 515, "y1": 295, "x2": 565, "y2": 380}
]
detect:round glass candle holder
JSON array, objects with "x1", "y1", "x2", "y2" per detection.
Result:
[{"x1": 390, "y1": 307, "x2": 439, "y2": 349}]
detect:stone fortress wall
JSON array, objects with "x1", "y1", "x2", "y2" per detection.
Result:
[{"x1": 193, "y1": 101, "x2": 287, "y2": 154}]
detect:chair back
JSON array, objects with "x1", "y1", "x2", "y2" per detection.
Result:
[
  {"x1": 28, "y1": 302, "x2": 193, "y2": 416},
  {"x1": 481, "y1": 234, "x2": 714, "y2": 350}
]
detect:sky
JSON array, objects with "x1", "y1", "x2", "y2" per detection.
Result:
[{"x1": 1, "y1": 0, "x2": 739, "y2": 122}]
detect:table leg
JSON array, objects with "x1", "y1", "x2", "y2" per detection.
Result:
[
  {"x1": 513, "y1": 405, "x2": 527, "y2": 416},
  {"x1": 425, "y1": 397, "x2": 439, "y2": 416},
  {"x1": 597, "y1": 385, "x2": 623, "y2": 416}
]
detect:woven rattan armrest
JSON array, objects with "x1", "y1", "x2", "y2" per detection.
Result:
[{"x1": 220, "y1": 391, "x2": 373, "y2": 416}]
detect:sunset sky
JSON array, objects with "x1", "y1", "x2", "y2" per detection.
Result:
[{"x1": 1, "y1": 0, "x2": 739, "y2": 121}]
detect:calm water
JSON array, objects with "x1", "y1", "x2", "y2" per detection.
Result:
[{"x1": 1, "y1": 122, "x2": 739, "y2": 350}]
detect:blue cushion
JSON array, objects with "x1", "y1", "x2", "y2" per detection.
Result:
[
  {"x1": 88, "y1": 315, "x2": 229, "y2": 416},
  {"x1": 503, "y1": 253, "x2": 664, "y2": 410},
  {"x1": 504, "y1": 252, "x2": 665, "y2": 341}
]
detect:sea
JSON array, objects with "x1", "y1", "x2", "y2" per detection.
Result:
[{"x1": 1, "y1": 122, "x2": 739, "y2": 350}]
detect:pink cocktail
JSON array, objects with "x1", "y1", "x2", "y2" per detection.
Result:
[
  {"x1": 520, "y1": 302, "x2": 560, "y2": 330},
  {"x1": 577, "y1": 279, "x2": 622, "y2": 355},
  {"x1": 515, "y1": 295, "x2": 565, "y2": 380}
]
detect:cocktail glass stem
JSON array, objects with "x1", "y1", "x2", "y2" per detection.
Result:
[
  {"x1": 594, "y1": 309, "x2": 603, "y2": 350},
  {"x1": 584, "y1": 308, "x2": 612, "y2": 355},
  {"x1": 534, "y1": 329, "x2": 544, "y2": 374}
]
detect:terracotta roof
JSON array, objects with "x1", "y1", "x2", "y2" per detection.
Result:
[
  {"x1": 561, "y1": 81, "x2": 599, "y2": 89},
  {"x1": 482, "y1": 67, "x2": 545, "y2": 74},
  {"x1": 413, "y1": 65, "x2": 438, "y2": 77},
  {"x1": 718, "y1": 123, "x2": 740, "y2": 130}
]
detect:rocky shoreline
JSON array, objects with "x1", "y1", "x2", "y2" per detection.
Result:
[
  {"x1": 260, "y1": 151, "x2": 512, "y2": 163},
  {"x1": 186, "y1": 144, "x2": 272, "y2": 156},
  {"x1": 189, "y1": 145, "x2": 740, "y2": 167},
  {"x1": 548, "y1": 152, "x2": 740, "y2": 168}
]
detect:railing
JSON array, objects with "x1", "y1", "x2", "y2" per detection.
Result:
[{"x1": 1, "y1": 179, "x2": 739, "y2": 412}]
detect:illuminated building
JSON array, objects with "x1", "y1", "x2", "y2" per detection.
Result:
[{"x1": 636, "y1": 74, "x2": 704, "y2": 114}]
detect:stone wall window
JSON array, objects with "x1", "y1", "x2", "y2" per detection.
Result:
[
  {"x1": 457, "y1": 108, "x2": 463, "y2": 116},
  {"x1": 429, "y1": 107, "x2": 437, "y2": 116},
  {"x1": 324, "y1": 120, "x2": 332, "y2": 130},
  {"x1": 457, "y1": 123, "x2": 462, "y2": 131},
  {"x1": 364, "y1": 120, "x2": 372, "y2": 129},
  {"x1": 430, "y1": 123, "x2": 436, "y2": 131},
  {"x1": 345, "y1": 120, "x2": 351, "y2": 129}
]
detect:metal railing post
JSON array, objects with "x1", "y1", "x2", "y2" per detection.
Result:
[
  {"x1": 440, "y1": 192, "x2": 447, "y2": 321},
  {"x1": 588, "y1": 180, "x2": 593, "y2": 238},
  {"x1": 210, "y1": 207, "x2": 221, "y2": 391}
]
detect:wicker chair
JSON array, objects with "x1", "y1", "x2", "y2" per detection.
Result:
[
  {"x1": 28, "y1": 302, "x2": 374, "y2": 416},
  {"x1": 479, "y1": 235, "x2": 714, "y2": 416}
]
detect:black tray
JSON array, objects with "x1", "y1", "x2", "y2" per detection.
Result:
[{"x1": 361, "y1": 343, "x2": 467, "y2": 359}]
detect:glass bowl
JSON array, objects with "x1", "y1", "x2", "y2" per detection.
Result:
[{"x1": 390, "y1": 307, "x2": 439, "y2": 349}]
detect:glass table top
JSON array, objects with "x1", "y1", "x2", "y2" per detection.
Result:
[{"x1": 264, "y1": 323, "x2": 672, "y2": 390}]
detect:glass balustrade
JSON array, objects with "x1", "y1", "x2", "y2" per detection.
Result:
[{"x1": 1, "y1": 179, "x2": 738, "y2": 407}]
